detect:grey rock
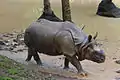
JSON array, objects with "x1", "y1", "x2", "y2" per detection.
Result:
[
  {"x1": 116, "y1": 70, "x2": 120, "y2": 73},
  {"x1": 96, "y1": 1, "x2": 120, "y2": 18},
  {"x1": 9, "y1": 47, "x2": 14, "y2": 51},
  {"x1": 0, "y1": 41, "x2": 5, "y2": 45},
  {"x1": 13, "y1": 39, "x2": 17, "y2": 42},
  {"x1": 115, "y1": 60, "x2": 120, "y2": 64}
]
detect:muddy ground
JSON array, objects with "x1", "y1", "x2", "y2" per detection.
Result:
[
  {"x1": 1, "y1": 0, "x2": 120, "y2": 80},
  {"x1": 0, "y1": 54, "x2": 79, "y2": 80},
  {"x1": 0, "y1": 29, "x2": 120, "y2": 80}
]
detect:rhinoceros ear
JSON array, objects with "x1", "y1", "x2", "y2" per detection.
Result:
[
  {"x1": 88, "y1": 35, "x2": 92, "y2": 42},
  {"x1": 93, "y1": 32, "x2": 98, "y2": 40}
]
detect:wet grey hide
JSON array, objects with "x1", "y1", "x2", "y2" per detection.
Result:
[{"x1": 24, "y1": 19, "x2": 105, "y2": 75}]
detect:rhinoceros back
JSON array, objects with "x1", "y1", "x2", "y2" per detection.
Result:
[{"x1": 24, "y1": 19, "x2": 88, "y2": 54}]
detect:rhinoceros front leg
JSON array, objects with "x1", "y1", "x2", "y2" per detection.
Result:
[
  {"x1": 66, "y1": 55, "x2": 87, "y2": 76},
  {"x1": 26, "y1": 47, "x2": 42, "y2": 65},
  {"x1": 55, "y1": 30, "x2": 87, "y2": 76}
]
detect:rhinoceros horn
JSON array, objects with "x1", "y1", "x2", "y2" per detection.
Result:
[
  {"x1": 93, "y1": 32, "x2": 98, "y2": 39},
  {"x1": 88, "y1": 35, "x2": 92, "y2": 42}
]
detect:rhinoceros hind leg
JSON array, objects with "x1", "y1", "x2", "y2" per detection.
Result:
[
  {"x1": 63, "y1": 57, "x2": 69, "y2": 70},
  {"x1": 26, "y1": 47, "x2": 42, "y2": 65},
  {"x1": 33, "y1": 53, "x2": 42, "y2": 65},
  {"x1": 26, "y1": 55, "x2": 32, "y2": 61},
  {"x1": 26, "y1": 48, "x2": 33, "y2": 61}
]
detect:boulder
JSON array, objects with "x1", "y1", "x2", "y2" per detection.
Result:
[{"x1": 96, "y1": 1, "x2": 120, "y2": 18}]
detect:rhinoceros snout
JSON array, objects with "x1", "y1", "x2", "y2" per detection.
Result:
[
  {"x1": 97, "y1": 56, "x2": 105, "y2": 63},
  {"x1": 91, "y1": 50, "x2": 106, "y2": 63}
]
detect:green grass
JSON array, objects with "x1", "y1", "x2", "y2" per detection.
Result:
[
  {"x1": 0, "y1": 55, "x2": 25, "y2": 79},
  {"x1": 0, "y1": 76, "x2": 13, "y2": 80},
  {"x1": 0, "y1": 55, "x2": 57, "y2": 80},
  {"x1": 8, "y1": 68, "x2": 18, "y2": 75}
]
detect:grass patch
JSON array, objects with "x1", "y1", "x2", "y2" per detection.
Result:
[
  {"x1": 0, "y1": 55, "x2": 57, "y2": 80},
  {"x1": 0, "y1": 55, "x2": 25, "y2": 79},
  {"x1": 0, "y1": 76, "x2": 13, "y2": 80},
  {"x1": 8, "y1": 68, "x2": 18, "y2": 75}
]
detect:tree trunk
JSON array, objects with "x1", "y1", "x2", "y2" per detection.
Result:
[
  {"x1": 61, "y1": 0, "x2": 72, "y2": 21},
  {"x1": 43, "y1": 0, "x2": 52, "y2": 14},
  {"x1": 102, "y1": 0, "x2": 112, "y2": 3},
  {"x1": 38, "y1": 0, "x2": 62, "y2": 22}
]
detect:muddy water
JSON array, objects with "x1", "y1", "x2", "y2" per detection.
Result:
[
  {"x1": 1, "y1": 0, "x2": 120, "y2": 80},
  {"x1": 0, "y1": 0, "x2": 42, "y2": 33},
  {"x1": 0, "y1": 0, "x2": 120, "y2": 40}
]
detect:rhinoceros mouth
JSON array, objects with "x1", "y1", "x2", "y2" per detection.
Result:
[
  {"x1": 97, "y1": 59, "x2": 105, "y2": 63},
  {"x1": 91, "y1": 56, "x2": 105, "y2": 63}
]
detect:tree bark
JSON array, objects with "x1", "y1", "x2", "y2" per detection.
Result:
[
  {"x1": 61, "y1": 0, "x2": 72, "y2": 21},
  {"x1": 43, "y1": 0, "x2": 52, "y2": 14},
  {"x1": 102, "y1": 0, "x2": 112, "y2": 3},
  {"x1": 38, "y1": 0, "x2": 62, "y2": 22}
]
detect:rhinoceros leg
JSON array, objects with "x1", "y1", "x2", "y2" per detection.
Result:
[
  {"x1": 55, "y1": 31, "x2": 87, "y2": 75},
  {"x1": 33, "y1": 53, "x2": 42, "y2": 65},
  {"x1": 66, "y1": 55, "x2": 86, "y2": 74},
  {"x1": 26, "y1": 48, "x2": 33, "y2": 61},
  {"x1": 64, "y1": 57, "x2": 69, "y2": 69},
  {"x1": 26, "y1": 47, "x2": 42, "y2": 65}
]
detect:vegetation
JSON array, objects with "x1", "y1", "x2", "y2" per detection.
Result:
[{"x1": 0, "y1": 55, "x2": 56, "y2": 80}]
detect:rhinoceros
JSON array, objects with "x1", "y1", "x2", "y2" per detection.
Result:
[{"x1": 24, "y1": 19, "x2": 105, "y2": 76}]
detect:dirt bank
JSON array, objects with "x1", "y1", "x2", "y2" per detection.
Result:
[{"x1": 0, "y1": 54, "x2": 82, "y2": 80}]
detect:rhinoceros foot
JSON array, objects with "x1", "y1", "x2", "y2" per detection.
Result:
[{"x1": 78, "y1": 70, "x2": 88, "y2": 77}]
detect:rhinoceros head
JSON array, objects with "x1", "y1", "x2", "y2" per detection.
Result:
[{"x1": 79, "y1": 32, "x2": 105, "y2": 63}]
